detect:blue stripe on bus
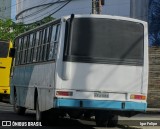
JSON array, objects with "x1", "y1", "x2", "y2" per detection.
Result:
[{"x1": 55, "y1": 99, "x2": 147, "y2": 111}]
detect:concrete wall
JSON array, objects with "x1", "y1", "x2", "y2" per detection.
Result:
[
  {"x1": 148, "y1": 47, "x2": 160, "y2": 108},
  {"x1": 130, "y1": 0, "x2": 149, "y2": 21},
  {"x1": 0, "y1": 0, "x2": 11, "y2": 20}
]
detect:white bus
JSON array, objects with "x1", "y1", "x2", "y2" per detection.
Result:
[{"x1": 10, "y1": 14, "x2": 148, "y2": 127}]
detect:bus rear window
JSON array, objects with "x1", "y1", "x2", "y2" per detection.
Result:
[
  {"x1": 0, "y1": 41, "x2": 9, "y2": 58},
  {"x1": 64, "y1": 18, "x2": 144, "y2": 66}
]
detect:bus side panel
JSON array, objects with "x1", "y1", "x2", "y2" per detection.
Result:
[
  {"x1": 11, "y1": 66, "x2": 29, "y2": 107},
  {"x1": 11, "y1": 63, "x2": 55, "y2": 111},
  {"x1": 34, "y1": 63, "x2": 55, "y2": 111}
]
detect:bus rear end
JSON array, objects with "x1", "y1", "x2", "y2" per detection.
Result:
[
  {"x1": 55, "y1": 15, "x2": 148, "y2": 126},
  {"x1": 0, "y1": 40, "x2": 12, "y2": 100}
]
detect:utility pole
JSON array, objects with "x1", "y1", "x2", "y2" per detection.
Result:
[
  {"x1": 92, "y1": 0, "x2": 102, "y2": 14},
  {"x1": 97, "y1": 0, "x2": 102, "y2": 14},
  {"x1": 92, "y1": 0, "x2": 97, "y2": 14}
]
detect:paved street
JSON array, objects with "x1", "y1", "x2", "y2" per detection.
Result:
[{"x1": 0, "y1": 102, "x2": 160, "y2": 129}]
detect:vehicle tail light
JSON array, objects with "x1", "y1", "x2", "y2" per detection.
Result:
[
  {"x1": 56, "y1": 91, "x2": 73, "y2": 96},
  {"x1": 130, "y1": 94, "x2": 146, "y2": 100}
]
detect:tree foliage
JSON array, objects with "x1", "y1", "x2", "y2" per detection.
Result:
[{"x1": 0, "y1": 16, "x2": 54, "y2": 41}]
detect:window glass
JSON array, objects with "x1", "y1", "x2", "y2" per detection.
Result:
[
  {"x1": 48, "y1": 43, "x2": 55, "y2": 60},
  {"x1": 32, "y1": 33, "x2": 36, "y2": 46},
  {"x1": 39, "y1": 30, "x2": 43, "y2": 45},
  {"x1": 20, "y1": 37, "x2": 24, "y2": 50},
  {"x1": 0, "y1": 41, "x2": 9, "y2": 58},
  {"x1": 48, "y1": 26, "x2": 52, "y2": 42},
  {"x1": 43, "y1": 28, "x2": 47, "y2": 44},
  {"x1": 23, "y1": 36, "x2": 28, "y2": 49},
  {"x1": 29, "y1": 34, "x2": 33, "y2": 47},
  {"x1": 46, "y1": 43, "x2": 50, "y2": 60},
  {"x1": 19, "y1": 37, "x2": 24, "y2": 64},
  {"x1": 15, "y1": 38, "x2": 19, "y2": 52},
  {"x1": 66, "y1": 18, "x2": 144, "y2": 65},
  {"x1": 51, "y1": 26, "x2": 57, "y2": 42},
  {"x1": 23, "y1": 36, "x2": 29, "y2": 64},
  {"x1": 15, "y1": 22, "x2": 61, "y2": 64},
  {"x1": 33, "y1": 31, "x2": 39, "y2": 62},
  {"x1": 27, "y1": 34, "x2": 33, "y2": 63},
  {"x1": 15, "y1": 39, "x2": 19, "y2": 65},
  {"x1": 17, "y1": 38, "x2": 21, "y2": 51},
  {"x1": 46, "y1": 27, "x2": 49, "y2": 43},
  {"x1": 55, "y1": 24, "x2": 60, "y2": 41},
  {"x1": 26, "y1": 35, "x2": 29, "y2": 49},
  {"x1": 36, "y1": 31, "x2": 39, "y2": 46}
]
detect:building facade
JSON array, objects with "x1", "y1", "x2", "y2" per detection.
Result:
[
  {"x1": 0, "y1": 0, "x2": 11, "y2": 20},
  {"x1": 130, "y1": 0, "x2": 149, "y2": 21}
]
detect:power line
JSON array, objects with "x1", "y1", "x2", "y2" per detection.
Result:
[
  {"x1": 48, "y1": 0, "x2": 72, "y2": 16},
  {"x1": 1, "y1": 0, "x2": 46, "y2": 12},
  {"x1": 16, "y1": 0, "x2": 49, "y2": 19},
  {"x1": 22, "y1": 0, "x2": 72, "y2": 25},
  {"x1": 17, "y1": 0, "x2": 66, "y2": 20},
  {"x1": 17, "y1": 0, "x2": 132, "y2": 20},
  {"x1": 0, "y1": 0, "x2": 46, "y2": 21},
  {"x1": 2, "y1": 0, "x2": 146, "y2": 23},
  {"x1": 17, "y1": 4, "x2": 53, "y2": 20}
]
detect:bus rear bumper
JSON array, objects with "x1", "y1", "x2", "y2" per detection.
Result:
[
  {"x1": 0, "y1": 87, "x2": 10, "y2": 101},
  {"x1": 55, "y1": 98, "x2": 147, "y2": 112}
]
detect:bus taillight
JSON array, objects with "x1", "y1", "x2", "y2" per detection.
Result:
[
  {"x1": 56, "y1": 91, "x2": 73, "y2": 96},
  {"x1": 130, "y1": 94, "x2": 146, "y2": 100}
]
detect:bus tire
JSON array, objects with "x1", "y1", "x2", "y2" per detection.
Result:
[
  {"x1": 107, "y1": 115, "x2": 118, "y2": 127},
  {"x1": 68, "y1": 110, "x2": 82, "y2": 119},
  {"x1": 95, "y1": 111, "x2": 109, "y2": 127},
  {"x1": 13, "y1": 92, "x2": 26, "y2": 115},
  {"x1": 0, "y1": 95, "x2": 2, "y2": 101}
]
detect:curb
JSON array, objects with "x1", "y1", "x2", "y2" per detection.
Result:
[{"x1": 145, "y1": 108, "x2": 160, "y2": 114}]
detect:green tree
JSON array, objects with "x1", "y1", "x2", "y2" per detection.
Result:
[{"x1": 0, "y1": 16, "x2": 54, "y2": 41}]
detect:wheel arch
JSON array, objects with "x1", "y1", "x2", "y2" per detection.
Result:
[{"x1": 34, "y1": 88, "x2": 38, "y2": 110}]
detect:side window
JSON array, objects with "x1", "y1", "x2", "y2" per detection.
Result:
[
  {"x1": 14, "y1": 23, "x2": 61, "y2": 64},
  {"x1": 33, "y1": 31, "x2": 39, "y2": 62},
  {"x1": 43, "y1": 28, "x2": 48, "y2": 44},
  {"x1": 50, "y1": 26, "x2": 57, "y2": 42},
  {"x1": 40, "y1": 29, "x2": 46, "y2": 61},
  {"x1": 15, "y1": 38, "x2": 19, "y2": 65},
  {"x1": 46, "y1": 26, "x2": 52, "y2": 60},
  {"x1": 37, "y1": 30, "x2": 43, "y2": 61},
  {"x1": 17, "y1": 38, "x2": 21, "y2": 65},
  {"x1": 48, "y1": 24, "x2": 60, "y2": 60},
  {"x1": 30, "y1": 33, "x2": 35, "y2": 62},
  {"x1": 55, "y1": 24, "x2": 60, "y2": 41},
  {"x1": 22, "y1": 36, "x2": 28, "y2": 64},
  {"x1": 54, "y1": 24, "x2": 60, "y2": 57},
  {"x1": 48, "y1": 43, "x2": 55, "y2": 60},
  {"x1": 42, "y1": 28, "x2": 49, "y2": 61},
  {"x1": 27, "y1": 33, "x2": 33, "y2": 63},
  {"x1": 19, "y1": 37, "x2": 24, "y2": 64},
  {"x1": 26, "y1": 36, "x2": 29, "y2": 63},
  {"x1": 48, "y1": 26, "x2": 52, "y2": 42}
]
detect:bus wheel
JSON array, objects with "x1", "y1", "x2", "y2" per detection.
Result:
[
  {"x1": 107, "y1": 115, "x2": 118, "y2": 127},
  {"x1": 36, "y1": 99, "x2": 42, "y2": 121},
  {"x1": 13, "y1": 92, "x2": 26, "y2": 115},
  {"x1": 95, "y1": 111, "x2": 109, "y2": 127},
  {"x1": 0, "y1": 95, "x2": 2, "y2": 101}
]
